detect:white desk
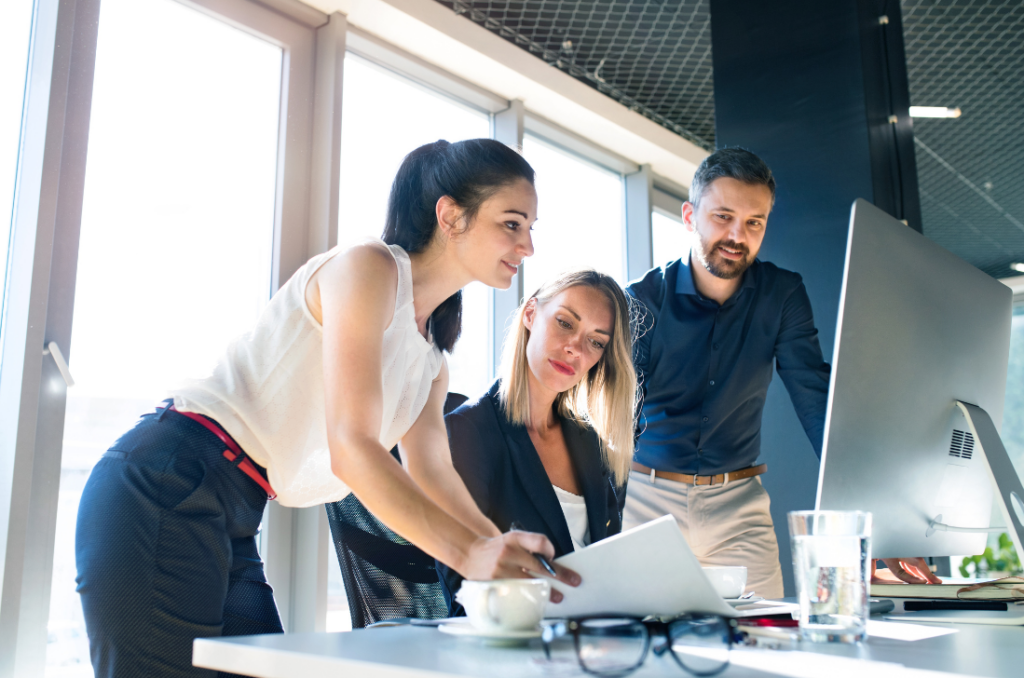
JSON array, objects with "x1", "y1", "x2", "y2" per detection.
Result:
[{"x1": 194, "y1": 608, "x2": 1024, "y2": 678}]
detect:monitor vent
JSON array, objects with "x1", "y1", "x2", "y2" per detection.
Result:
[{"x1": 949, "y1": 429, "x2": 975, "y2": 460}]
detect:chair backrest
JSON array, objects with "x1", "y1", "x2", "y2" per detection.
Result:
[{"x1": 326, "y1": 392, "x2": 469, "y2": 628}]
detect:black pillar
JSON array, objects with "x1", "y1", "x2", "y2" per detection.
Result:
[{"x1": 709, "y1": 0, "x2": 922, "y2": 594}]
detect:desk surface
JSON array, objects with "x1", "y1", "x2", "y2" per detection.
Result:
[{"x1": 194, "y1": 608, "x2": 1024, "y2": 678}]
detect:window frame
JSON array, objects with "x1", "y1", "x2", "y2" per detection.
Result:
[
  {"x1": 173, "y1": 0, "x2": 343, "y2": 638},
  {"x1": 345, "y1": 25, "x2": 506, "y2": 117},
  {"x1": 0, "y1": 0, "x2": 682, "y2": 664},
  {"x1": 0, "y1": 0, "x2": 345, "y2": 669},
  {"x1": 653, "y1": 184, "x2": 687, "y2": 223},
  {"x1": 524, "y1": 112, "x2": 639, "y2": 176},
  {"x1": 0, "y1": 1, "x2": 103, "y2": 672}
]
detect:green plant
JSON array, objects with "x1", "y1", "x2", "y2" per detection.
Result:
[{"x1": 958, "y1": 533, "x2": 1023, "y2": 577}]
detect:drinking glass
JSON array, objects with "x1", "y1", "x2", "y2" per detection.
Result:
[{"x1": 788, "y1": 510, "x2": 872, "y2": 643}]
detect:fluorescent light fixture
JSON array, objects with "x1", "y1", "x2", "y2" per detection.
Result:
[
  {"x1": 909, "y1": 106, "x2": 962, "y2": 118},
  {"x1": 1010, "y1": 263, "x2": 1024, "y2": 274}
]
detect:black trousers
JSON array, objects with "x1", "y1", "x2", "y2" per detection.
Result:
[{"x1": 76, "y1": 404, "x2": 283, "y2": 678}]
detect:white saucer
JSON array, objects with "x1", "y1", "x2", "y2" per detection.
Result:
[
  {"x1": 725, "y1": 596, "x2": 764, "y2": 606},
  {"x1": 438, "y1": 620, "x2": 542, "y2": 643}
]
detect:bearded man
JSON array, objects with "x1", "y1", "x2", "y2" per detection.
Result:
[{"x1": 624, "y1": 148, "x2": 938, "y2": 597}]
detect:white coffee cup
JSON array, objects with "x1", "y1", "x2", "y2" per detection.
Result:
[
  {"x1": 455, "y1": 579, "x2": 550, "y2": 632},
  {"x1": 702, "y1": 566, "x2": 748, "y2": 598}
]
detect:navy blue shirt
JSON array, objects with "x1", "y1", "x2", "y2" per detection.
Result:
[{"x1": 627, "y1": 256, "x2": 831, "y2": 475}]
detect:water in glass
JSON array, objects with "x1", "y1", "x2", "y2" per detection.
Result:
[{"x1": 789, "y1": 511, "x2": 872, "y2": 643}]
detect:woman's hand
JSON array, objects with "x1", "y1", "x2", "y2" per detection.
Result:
[
  {"x1": 871, "y1": 557, "x2": 942, "y2": 585},
  {"x1": 461, "y1": 531, "x2": 581, "y2": 603}
]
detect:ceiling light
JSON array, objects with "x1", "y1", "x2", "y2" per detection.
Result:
[
  {"x1": 1010, "y1": 263, "x2": 1024, "y2": 274},
  {"x1": 909, "y1": 106, "x2": 962, "y2": 118}
]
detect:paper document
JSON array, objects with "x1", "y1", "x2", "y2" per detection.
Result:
[
  {"x1": 729, "y1": 648, "x2": 984, "y2": 678},
  {"x1": 548, "y1": 515, "x2": 796, "y2": 618},
  {"x1": 864, "y1": 620, "x2": 958, "y2": 641}
]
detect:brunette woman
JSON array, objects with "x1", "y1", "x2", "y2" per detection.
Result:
[{"x1": 76, "y1": 139, "x2": 577, "y2": 677}]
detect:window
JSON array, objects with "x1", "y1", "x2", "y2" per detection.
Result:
[
  {"x1": 651, "y1": 210, "x2": 690, "y2": 267},
  {"x1": 1002, "y1": 304, "x2": 1024, "y2": 477},
  {"x1": 997, "y1": 302, "x2": 1024, "y2": 574},
  {"x1": 447, "y1": 281, "x2": 491, "y2": 397},
  {"x1": 46, "y1": 0, "x2": 282, "y2": 671},
  {"x1": 0, "y1": 0, "x2": 35, "y2": 363},
  {"x1": 522, "y1": 134, "x2": 625, "y2": 294},
  {"x1": 337, "y1": 54, "x2": 491, "y2": 249},
  {"x1": 335, "y1": 53, "x2": 492, "y2": 399},
  {"x1": 955, "y1": 302, "x2": 1024, "y2": 578},
  {"x1": 987, "y1": 301, "x2": 1024, "y2": 575},
  {"x1": 327, "y1": 53, "x2": 492, "y2": 632}
]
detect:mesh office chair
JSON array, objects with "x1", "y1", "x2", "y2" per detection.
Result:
[{"x1": 325, "y1": 393, "x2": 468, "y2": 628}]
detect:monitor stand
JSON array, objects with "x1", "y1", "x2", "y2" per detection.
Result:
[{"x1": 927, "y1": 402, "x2": 1024, "y2": 568}]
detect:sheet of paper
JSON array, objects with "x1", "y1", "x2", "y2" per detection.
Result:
[
  {"x1": 865, "y1": 620, "x2": 958, "y2": 641},
  {"x1": 548, "y1": 515, "x2": 740, "y2": 618},
  {"x1": 729, "y1": 649, "x2": 984, "y2": 678}
]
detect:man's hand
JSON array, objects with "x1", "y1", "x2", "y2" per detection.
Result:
[{"x1": 871, "y1": 557, "x2": 942, "y2": 585}]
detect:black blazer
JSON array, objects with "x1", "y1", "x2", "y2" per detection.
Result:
[{"x1": 437, "y1": 379, "x2": 625, "y2": 614}]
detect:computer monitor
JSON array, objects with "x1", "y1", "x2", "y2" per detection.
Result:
[{"x1": 815, "y1": 199, "x2": 1024, "y2": 562}]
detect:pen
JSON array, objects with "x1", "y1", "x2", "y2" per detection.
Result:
[
  {"x1": 532, "y1": 552, "x2": 558, "y2": 578},
  {"x1": 508, "y1": 521, "x2": 558, "y2": 578}
]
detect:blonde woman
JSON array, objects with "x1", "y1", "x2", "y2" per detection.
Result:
[{"x1": 436, "y1": 269, "x2": 637, "y2": 613}]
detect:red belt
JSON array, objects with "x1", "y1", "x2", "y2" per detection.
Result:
[{"x1": 169, "y1": 406, "x2": 276, "y2": 500}]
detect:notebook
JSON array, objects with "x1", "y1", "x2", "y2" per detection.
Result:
[
  {"x1": 871, "y1": 577, "x2": 1024, "y2": 602},
  {"x1": 885, "y1": 608, "x2": 1024, "y2": 626}
]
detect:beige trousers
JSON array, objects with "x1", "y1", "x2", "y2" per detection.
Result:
[{"x1": 622, "y1": 471, "x2": 785, "y2": 599}]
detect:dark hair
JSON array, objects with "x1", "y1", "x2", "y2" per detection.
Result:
[
  {"x1": 382, "y1": 138, "x2": 535, "y2": 352},
  {"x1": 690, "y1": 147, "x2": 776, "y2": 209}
]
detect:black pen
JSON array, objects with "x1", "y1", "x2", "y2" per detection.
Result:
[{"x1": 509, "y1": 521, "x2": 558, "y2": 577}]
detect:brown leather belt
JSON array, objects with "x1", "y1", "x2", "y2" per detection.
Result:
[{"x1": 631, "y1": 461, "x2": 767, "y2": 486}]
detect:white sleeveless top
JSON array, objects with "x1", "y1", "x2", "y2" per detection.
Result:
[
  {"x1": 172, "y1": 243, "x2": 444, "y2": 508},
  {"x1": 552, "y1": 485, "x2": 591, "y2": 552}
]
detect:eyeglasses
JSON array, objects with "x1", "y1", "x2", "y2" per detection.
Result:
[{"x1": 541, "y1": 614, "x2": 740, "y2": 677}]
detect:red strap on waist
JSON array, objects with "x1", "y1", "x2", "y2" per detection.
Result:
[{"x1": 169, "y1": 406, "x2": 277, "y2": 500}]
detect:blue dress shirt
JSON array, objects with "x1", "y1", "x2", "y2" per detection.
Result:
[{"x1": 627, "y1": 256, "x2": 831, "y2": 475}]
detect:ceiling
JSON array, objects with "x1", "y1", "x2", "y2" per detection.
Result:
[{"x1": 436, "y1": 0, "x2": 1024, "y2": 279}]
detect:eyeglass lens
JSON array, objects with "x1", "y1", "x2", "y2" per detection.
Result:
[
  {"x1": 666, "y1": 616, "x2": 731, "y2": 676},
  {"x1": 575, "y1": 618, "x2": 648, "y2": 675}
]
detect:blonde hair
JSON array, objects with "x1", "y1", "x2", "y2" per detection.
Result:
[{"x1": 498, "y1": 269, "x2": 638, "y2": 486}]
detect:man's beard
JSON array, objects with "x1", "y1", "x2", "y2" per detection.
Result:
[{"x1": 693, "y1": 232, "x2": 752, "y2": 280}]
